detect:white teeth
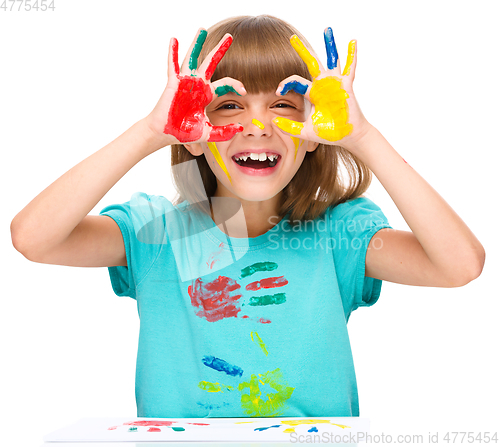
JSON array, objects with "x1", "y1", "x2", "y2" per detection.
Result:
[{"x1": 234, "y1": 152, "x2": 279, "y2": 161}]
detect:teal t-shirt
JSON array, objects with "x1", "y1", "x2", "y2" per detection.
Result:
[{"x1": 99, "y1": 193, "x2": 392, "y2": 418}]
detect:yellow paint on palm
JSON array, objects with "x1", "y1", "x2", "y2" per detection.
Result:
[
  {"x1": 290, "y1": 35, "x2": 321, "y2": 79},
  {"x1": 309, "y1": 76, "x2": 353, "y2": 141},
  {"x1": 290, "y1": 136, "x2": 301, "y2": 161},
  {"x1": 342, "y1": 40, "x2": 356, "y2": 76},
  {"x1": 252, "y1": 118, "x2": 265, "y2": 129},
  {"x1": 198, "y1": 380, "x2": 233, "y2": 392},
  {"x1": 238, "y1": 368, "x2": 295, "y2": 416},
  {"x1": 251, "y1": 331, "x2": 268, "y2": 356},
  {"x1": 207, "y1": 142, "x2": 232, "y2": 184},
  {"x1": 273, "y1": 117, "x2": 304, "y2": 136}
]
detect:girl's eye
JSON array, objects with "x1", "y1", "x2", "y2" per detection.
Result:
[
  {"x1": 217, "y1": 103, "x2": 241, "y2": 110},
  {"x1": 273, "y1": 103, "x2": 295, "y2": 109}
]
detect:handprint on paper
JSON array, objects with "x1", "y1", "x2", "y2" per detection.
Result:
[{"x1": 273, "y1": 28, "x2": 356, "y2": 144}]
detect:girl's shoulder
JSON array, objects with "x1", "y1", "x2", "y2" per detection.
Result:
[{"x1": 326, "y1": 195, "x2": 389, "y2": 228}]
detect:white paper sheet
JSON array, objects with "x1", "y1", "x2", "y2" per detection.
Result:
[{"x1": 43, "y1": 417, "x2": 369, "y2": 443}]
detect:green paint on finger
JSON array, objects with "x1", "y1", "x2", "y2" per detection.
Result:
[
  {"x1": 189, "y1": 30, "x2": 208, "y2": 72},
  {"x1": 215, "y1": 85, "x2": 241, "y2": 97}
]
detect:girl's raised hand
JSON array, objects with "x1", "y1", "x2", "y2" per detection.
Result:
[
  {"x1": 146, "y1": 29, "x2": 246, "y2": 146},
  {"x1": 273, "y1": 28, "x2": 370, "y2": 151}
]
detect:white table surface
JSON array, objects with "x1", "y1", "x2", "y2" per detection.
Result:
[
  {"x1": 40, "y1": 416, "x2": 363, "y2": 446},
  {"x1": 40, "y1": 443, "x2": 353, "y2": 446},
  {"x1": 40, "y1": 443, "x2": 297, "y2": 446}
]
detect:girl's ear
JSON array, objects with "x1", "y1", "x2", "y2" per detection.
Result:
[
  {"x1": 183, "y1": 143, "x2": 204, "y2": 156},
  {"x1": 306, "y1": 141, "x2": 320, "y2": 153}
]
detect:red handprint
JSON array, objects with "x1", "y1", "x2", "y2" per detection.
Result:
[
  {"x1": 188, "y1": 262, "x2": 289, "y2": 323},
  {"x1": 158, "y1": 29, "x2": 245, "y2": 143}
]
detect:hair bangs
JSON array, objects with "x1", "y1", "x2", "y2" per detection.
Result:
[{"x1": 200, "y1": 15, "x2": 312, "y2": 93}]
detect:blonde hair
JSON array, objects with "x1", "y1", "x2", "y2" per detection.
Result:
[{"x1": 171, "y1": 15, "x2": 372, "y2": 222}]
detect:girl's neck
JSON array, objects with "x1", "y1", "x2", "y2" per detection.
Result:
[{"x1": 209, "y1": 192, "x2": 283, "y2": 239}]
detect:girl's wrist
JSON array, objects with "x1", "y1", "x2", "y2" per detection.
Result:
[
  {"x1": 345, "y1": 125, "x2": 401, "y2": 170},
  {"x1": 340, "y1": 122, "x2": 378, "y2": 156},
  {"x1": 138, "y1": 116, "x2": 177, "y2": 154}
]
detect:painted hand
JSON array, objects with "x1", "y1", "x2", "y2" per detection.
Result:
[
  {"x1": 273, "y1": 28, "x2": 367, "y2": 147},
  {"x1": 148, "y1": 29, "x2": 246, "y2": 144}
]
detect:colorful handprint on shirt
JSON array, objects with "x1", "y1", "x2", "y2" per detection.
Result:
[
  {"x1": 198, "y1": 332, "x2": 295, "y2": 417},
  {"x1": 188, "y1": 261, "x2": 288, "y2": 323},
  {"x1": 273, "y1": 28, "x2": 355, "y2": 143}
]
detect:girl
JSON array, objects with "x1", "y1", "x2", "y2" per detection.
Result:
[{"x1": 10, "y1": 15, "x2": 484, "y2": 418}]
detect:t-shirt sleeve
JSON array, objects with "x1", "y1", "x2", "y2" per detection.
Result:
[
  {"x1": 99, "y1": 192, "x2": 168, "y2": 299},
  {"x1": 328, "y1": 196, "x2": 392, "y2": 319}
]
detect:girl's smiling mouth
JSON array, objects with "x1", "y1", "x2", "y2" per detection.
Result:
[{"x1": 231, "y1": 151, "x2": 282, "y2": 175}]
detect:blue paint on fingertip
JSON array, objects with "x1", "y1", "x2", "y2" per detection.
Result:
[
  {"x1": 281, "y1": 80, "x2": 308, "y2": 96},
  {"x1": 324, "y1": 27, "x2": 338, "y2": 70}
]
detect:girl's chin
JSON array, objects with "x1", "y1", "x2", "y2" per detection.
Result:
[{"x1": 225, "y1": 187, "x2": 282, "y2": 204}]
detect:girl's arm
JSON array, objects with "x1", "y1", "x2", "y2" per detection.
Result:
[
  {"x1": 357, "y1": 126, "x2": 484, "y2": 287},
  {"x1": 274, "y1": 29, "x2": 485, "y2": 287},
  {"x1": 11, "y1": 30, "x2": 245, "y2": 267},
  {"x1": 10, "y1": 119, "x2": 167, "y2": 266}
]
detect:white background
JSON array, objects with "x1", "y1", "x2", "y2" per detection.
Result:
[{"x1": 1, "y1": 0, "x2": 499, "y2": 446}]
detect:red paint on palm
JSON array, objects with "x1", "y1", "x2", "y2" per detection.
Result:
[{"x1": 164, "y1": 76, "x2": 213, "y2": 143}]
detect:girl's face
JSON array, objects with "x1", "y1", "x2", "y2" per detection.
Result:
[{"x1": 186, "y1": 91, "x2": 318, "y2": 203}]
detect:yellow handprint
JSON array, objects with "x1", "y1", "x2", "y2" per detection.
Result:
[{"x1": 274, "y1": 28, "x2": 355, "y2": 144}]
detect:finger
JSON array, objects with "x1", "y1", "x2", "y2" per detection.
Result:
[
  {"x1": 212, "y1": 77, "x2": 247, "y2": 97},
  {"x1": 272, "y1": 117, "x2": 305, "y2": 137},
  {"x1": 290, "y1": 35, "x2": 323, "y2": 79},
  {"x1": 180, "y1": 28, "x2": 207, "y2": 75},
  {"x1": 189, "y1": 29, "x2": 208, "y2": 72},
  {"x1": 276, "y1": 75, "x2": 312, "y2": 100},
  {"x1": 168, "y1": 37, "x2": 180, "y2": 78},
  {"x1": 342, "y1": 40, "x2": 357, "y2": 77},
  {"x1": 208, "y1": 123, "x2": 244, "y2": 142},
  {"x1": 324, "y1": 27, "x2": 340, "y2": 74},
  {"x1": 199, "y1": 33, "x2": 233, "y2": 80}
]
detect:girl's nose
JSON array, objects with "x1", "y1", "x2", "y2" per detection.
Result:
[{"x1": 243, "y1": 117, "x2": 272, "y2": 137}]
